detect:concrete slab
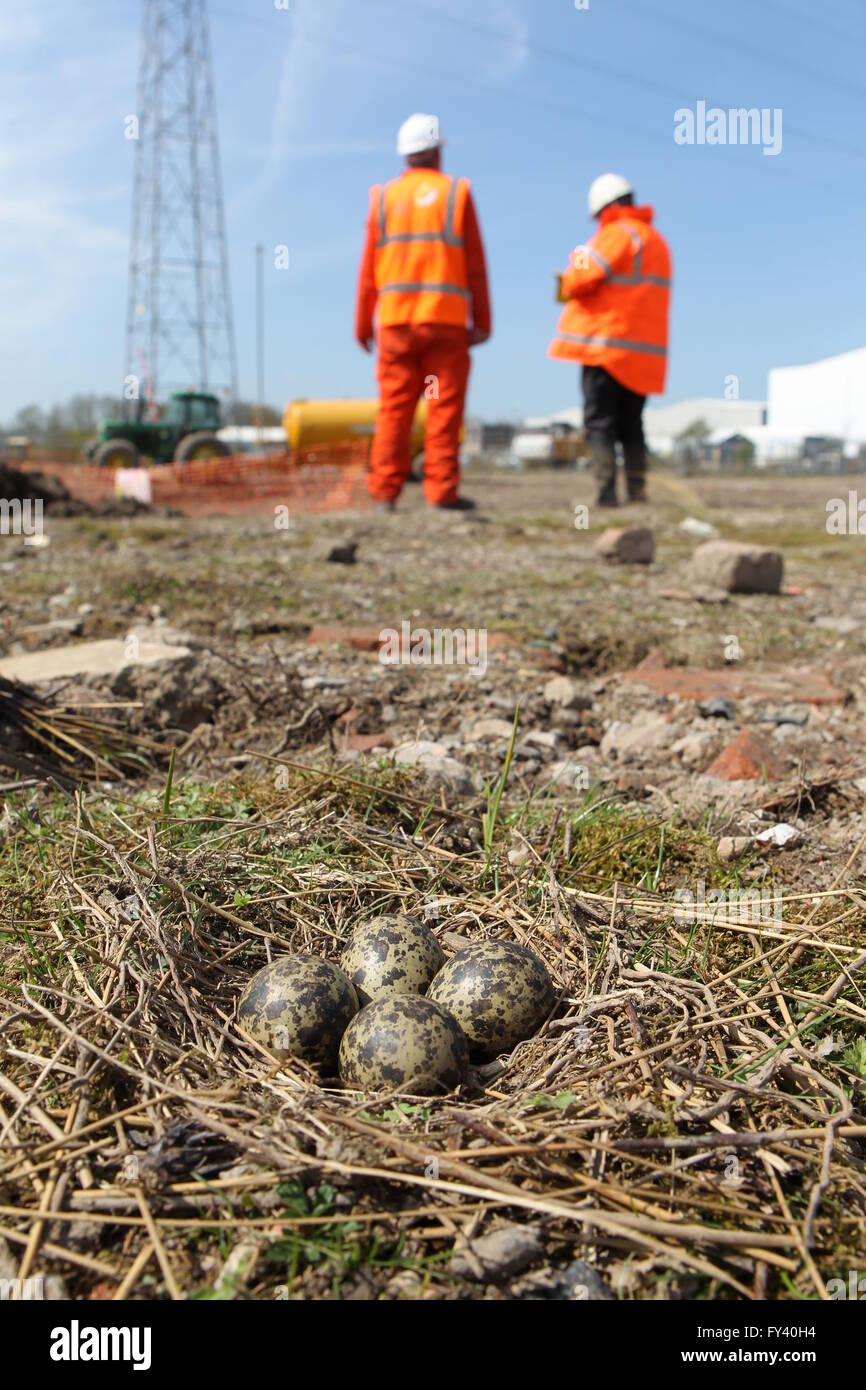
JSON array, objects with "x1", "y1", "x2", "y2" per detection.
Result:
[{"x1": 0, "y1": 637, "x2": 191, "y2": 685}]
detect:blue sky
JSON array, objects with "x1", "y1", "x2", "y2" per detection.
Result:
[{"x1": 2, "y1": 0, "x2": 864, "y2": 422}]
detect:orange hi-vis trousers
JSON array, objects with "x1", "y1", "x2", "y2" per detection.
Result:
[{"x1": 368, "y1": 323, "x2": 470, "y2": 507}]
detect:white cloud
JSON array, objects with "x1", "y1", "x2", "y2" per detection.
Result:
[
  {"x1": 0, "y1": 197, "x2": 126, "y2": 253},
  {"x1": 0, "y1": 9, "x2": 46, "y2": 45},
  {"x1": 230, "y1": 0, "x2": 363, "y2": 212},
  {"x1": 479, "y1": 0, "x2": 530, "y2": 82}
]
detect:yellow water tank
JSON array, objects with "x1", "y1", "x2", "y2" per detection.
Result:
[{"x1": 283, "y1": 398, "x2": 428, "y2": 455}]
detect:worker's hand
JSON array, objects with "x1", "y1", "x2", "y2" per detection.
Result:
[
  {"x1": 357, "y1": 335, "x2": 374, "y2": 353},
  {"x1": 469, "y1": 327, "x2": 490, "y2": 347}
]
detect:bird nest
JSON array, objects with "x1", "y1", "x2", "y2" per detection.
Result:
[{"x1": 0, "y1": 762, "x2": 864, "y2": 1300}]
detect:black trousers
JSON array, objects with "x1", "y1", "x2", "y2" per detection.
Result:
[{"x1": 581, "y1": 364, "x2": 647, "y2": 500}]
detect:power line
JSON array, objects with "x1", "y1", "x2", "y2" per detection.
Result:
[
  {"x1": 759, "y1": 0, "x2": 866, "y2": 46},
  {"x1": 373, "y1": 0, "x2": 866, "y2": 161},
  {"x1": 208, "y1": 5, "x2": 675, "y2": 149},
  {"x1": 617, "y1": 0, "x2": 866, "y2": 98},
  {"x1": 206, "y1": 4, "x2": 851, "y2": 191},
  {"x1": 378, "y1": 0, "x2": 682, "y2": 102}
]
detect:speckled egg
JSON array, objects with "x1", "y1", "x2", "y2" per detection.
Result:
[
  {"x1": 428, "y1": 940, "x2": 555, "y2": 1060},
  {"x1": 339, "y1": 994, "x2": 469, "y2": 1094},
  {"x1": 340, "y1": 914, "x2": 445, "y2": 1005},
  {"x1": 237, "y1": 954, "x2": 359, "y2": 1067}
]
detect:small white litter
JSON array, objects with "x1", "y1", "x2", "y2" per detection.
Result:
[
  {"x1": 679, "y1": 516, "x2": 720, "y2": 540},
  {"x1": 755, "y1": 822, "x2": 802, "y2": 849}
]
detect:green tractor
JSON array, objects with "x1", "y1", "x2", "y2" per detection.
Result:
[{"x1": 87, "y1": 391, "x2": 230, "y2": 468}]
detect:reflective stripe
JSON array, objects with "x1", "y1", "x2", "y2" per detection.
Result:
[
  {"x1": 609, "y1": 271, "x2": 671, "y2": 287},
  {"x1": 556, "y1": 331, "x2": 667, "y2": 357},
  {"x1": 606, "y1": 232, "x2": 671, "y2": 288},
  {"x1": 443, "y1": 176, "x2": 461, "y2": 245},
  {"x1": 379, "y1": 281, "x2": 471, "y2": 297},
  {"x1": 379, "y1": 231, "x2": 458, "y2": 245},
  {"x1": 585, "y1": 245, "x2": 612, "y2": 274},
  {"x1": 610, "y1": 237, "x2": 641, "y2": 283},
  {"x1": 376, "y1": 176, "x2": 465, "y2": 247}
]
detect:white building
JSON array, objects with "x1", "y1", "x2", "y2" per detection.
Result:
[
  {"x1": 498, "y1": 347, "x2": 866, "y2": 468},
  {"x1": 703, "y1": 424, "x2": 803, "y2": 467},
  {"x1": 525, "y1": 397, "x2": 766, "y2": 456},
  {"x1": 768, "y1": 346, "x2": 866, "y2": 446}
]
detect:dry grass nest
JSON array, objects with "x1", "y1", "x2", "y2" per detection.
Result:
[{"x1": 0, "y1": 762, "x2": 864, "y2": 1301}]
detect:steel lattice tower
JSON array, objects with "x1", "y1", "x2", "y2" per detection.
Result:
[{"x1": 125, "y1": 0, "x2": 238, "y2": 412}]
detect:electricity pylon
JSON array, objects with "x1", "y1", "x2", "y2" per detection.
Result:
[{"x1": 124, "y1": 0, "x2": 238, "y2": 411}]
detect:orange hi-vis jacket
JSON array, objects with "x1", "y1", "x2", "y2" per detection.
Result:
[
  {"x1": 366, "y1": 168, "x2": 474, "y2": 329},
  {"x1": 548, "y1": 204, "x2": 672, "y2": 395}
]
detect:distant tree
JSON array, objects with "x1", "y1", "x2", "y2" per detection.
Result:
[
  {"x1": 732, "y1": 439, "x2": 755, "y2": 467},
  {"x1": 67, "y1": 395, "x2": 105, "y2": 432},
  {"x1": 676, "y1": 417, "x2": 711, "y2": 444},
  {"x1": 7, "y1": 404, "x2": 47, "y2": 440},
  {"x1": 230, "y1": 400, "x2": 281, "y2": 427}
]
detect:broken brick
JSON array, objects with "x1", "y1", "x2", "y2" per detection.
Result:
[
  {"x1": 634, "y1": 646, "x2": 669, "y2": 672},
  {"x1": 307, "y1": 625, "x2": 383, "y2": 652},
  {"x1": 343, "y1": 732, "x2": 392, "y2": 753},
  {"x1": 622, "y1": 664, "x2": 844, "y2": 706},
  {"x1": 705, "y1": 729, "x2": 787, "y2": 782},
  {"x1": 335, "y1": 705, "x2": 365, "y2": 726}
]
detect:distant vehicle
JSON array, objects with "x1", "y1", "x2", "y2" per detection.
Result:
[
  {"x1": 511, "y1": 426, "x2": 585, "y2": 468},
  {"x1": 1, "y1": 435, "x2": 31, "y2": 463},
  {"x1": 282, "y1": 398, "x2": 428, "y2": 457},
  {"x1": 86, "y1": 392, "x2": 230, "y2": 468}
]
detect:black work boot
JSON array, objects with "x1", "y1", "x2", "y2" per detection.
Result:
[
  {"x1": 431, "y1": 496, "x2": 477, "y2": 512},
  {"x1": 590, "y1": 442, "x2": 618, "y2": 507},
  {"x1": 623, "y1": 444, "x2": 648, "y2": 503}
]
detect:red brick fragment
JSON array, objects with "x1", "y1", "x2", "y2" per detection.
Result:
[
  {"x1": 343, "y1": 732, "x2": 392, "y2": 752},
  {"x1": 622, "y1": 664, "x2": 843, "y2": 706},
  {"x1": 307, "y1": 625, "x2": 382, "y2": 651},
  {"x1": 634, "y1": 646, "x2": 669, "y2": 672},
  {"x1": 705, "y1": 729, "x2": 787, "y2": 782}
]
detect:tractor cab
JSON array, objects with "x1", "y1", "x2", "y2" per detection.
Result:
[{"x1": 165, "y1": 392, "x2": 222, "y2": 433}]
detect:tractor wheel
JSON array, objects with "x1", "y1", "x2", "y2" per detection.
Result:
[
  {"x1": 93, "y1": 439, "x2": 140, "y2": 469},
  {"x1": 174, "y1": 432, "x2": 229, "y2": 463}
]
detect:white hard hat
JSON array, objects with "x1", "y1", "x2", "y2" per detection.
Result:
[
  {"x1": 397, "y1": 112, "x2": 443, "y2": 157},
  {"x1": 588, "y1": 172, "x2": 633, "y2": 217}
]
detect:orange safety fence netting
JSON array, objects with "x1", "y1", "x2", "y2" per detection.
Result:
[
  {"x1": 15, "y1": 443, "x2": 375, "y2": 516},
  {"x1": 16, "y1": 460, "x2": 117, "y2": 506}
]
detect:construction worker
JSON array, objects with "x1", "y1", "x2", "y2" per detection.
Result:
[
  {"x1": 356, "y1": 113, "x2": 491, "y2": 511},
  {"x1": 549, "y1": 173, "x2": 671, "y2": 505}
]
